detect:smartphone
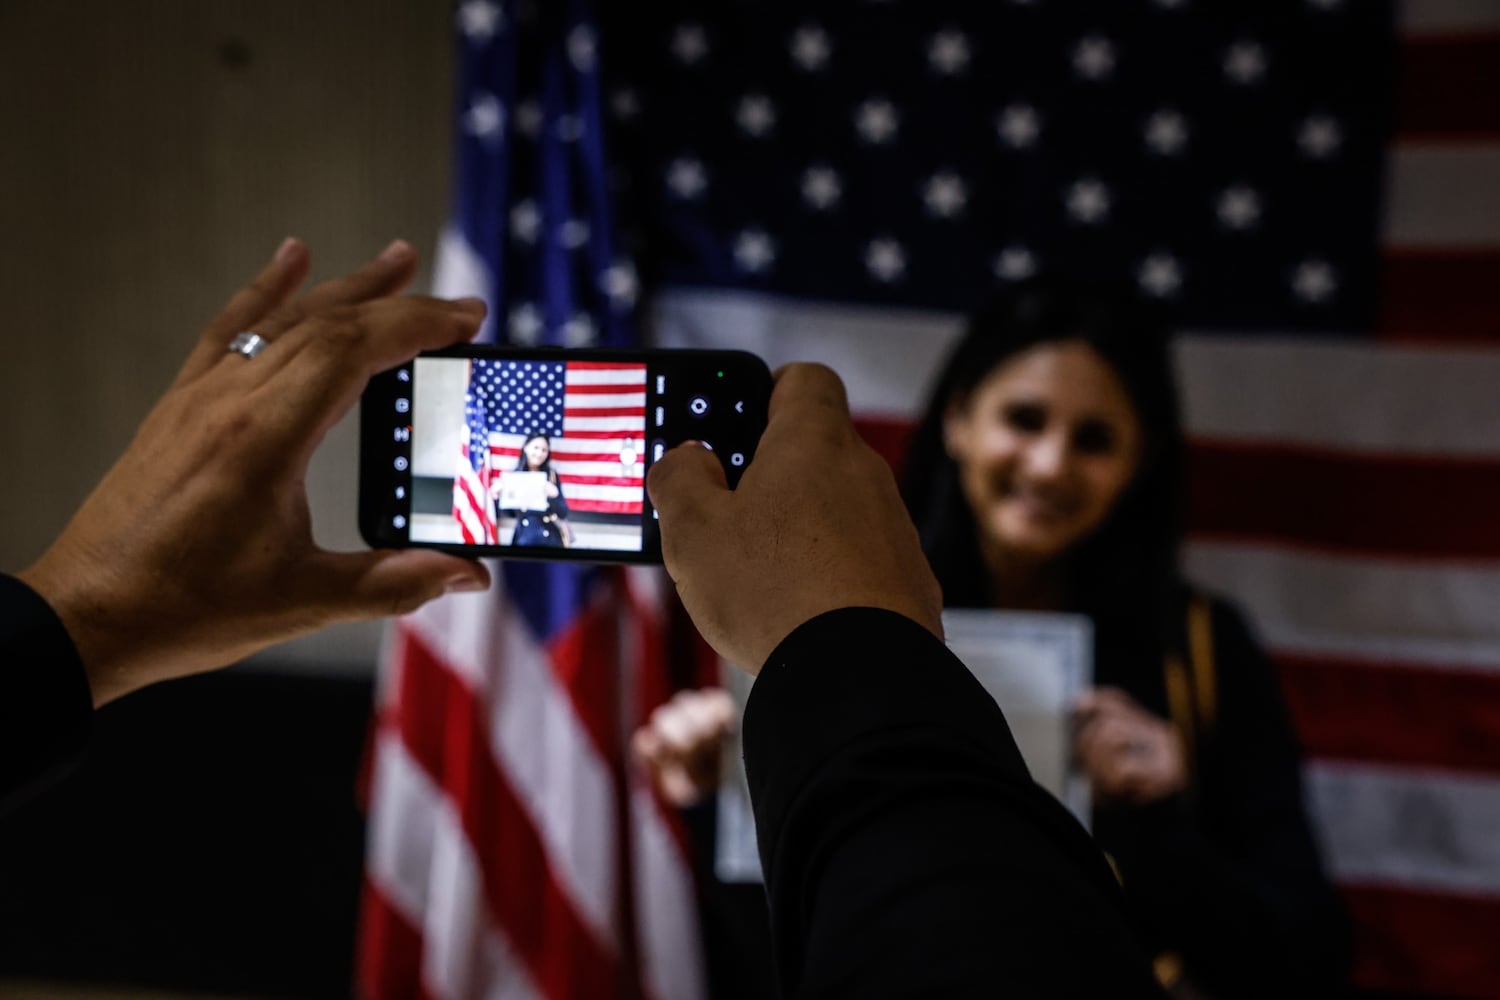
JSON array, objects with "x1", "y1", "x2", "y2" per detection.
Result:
[{"x1": 359, "y1": 346, "x2": 772, "y2": 563}]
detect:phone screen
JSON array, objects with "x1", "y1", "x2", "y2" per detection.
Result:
[{"x1": 360, "y1": 347, "x2": 770, "y2": 563}]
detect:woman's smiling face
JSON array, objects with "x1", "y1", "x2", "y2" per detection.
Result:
[
  {"x1": 943, "y1": 340, "x2": 1143, "y2": 565},
  {"x1": 524, "y1": 436, "x2": 550, "y2": 469}
]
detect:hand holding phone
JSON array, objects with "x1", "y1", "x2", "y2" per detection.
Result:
[
  {"x1": 646, "y1": 363, "x2": 944, "y2": 672},
  {"x1": 360, "y1": 346, "x2": 772, "y2": 563}
]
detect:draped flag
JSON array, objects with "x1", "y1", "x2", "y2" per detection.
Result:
[
  {"x1": 599, "y1": 2, "x2": 1500, "y2": 998},
  {"x1": 358, "y1": 3, "x2": 705, "y2": 999}
]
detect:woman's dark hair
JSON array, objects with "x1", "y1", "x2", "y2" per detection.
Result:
[
  {"x1": 901, "y1": 280, "x2": 1185, "y2": 652},
  {"x1": 515, "y1": 432, "x2": 554, "y2": 474}
]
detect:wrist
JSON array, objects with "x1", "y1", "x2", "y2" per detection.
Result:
[{"x1": 18, "y1": 549, "x2": 135, "y2": 707}]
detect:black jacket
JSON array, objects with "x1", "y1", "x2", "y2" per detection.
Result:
[
  {"x1": 744, "y1": 607, "x2": 1164, "y2": 998},
  {"x1": 0, "y1": 574, "x2": 93, "y2": 815},
  {"x1": 1088, "y1": 596, "x2": 1350, "y2": 996}
]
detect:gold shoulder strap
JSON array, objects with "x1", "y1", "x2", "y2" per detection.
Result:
[
  {"x1": 1162, "y1": 595, "x2": 1218, "y2": 792},
  {"x1": 1187, "y1": 595, "x2": 1217, "y2": 738}
]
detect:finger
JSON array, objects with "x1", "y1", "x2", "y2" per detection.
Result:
[
  {"x1": 632, "y1": 726, "x2": 665, "y2": 766},
  {"x1": 759, "y1": 363, "x2": 854, "y2": 451},
  {"x1": 1073, "y1": 692, "x2": 1144, "y2": 735},
  {"x1": 1074, "y1": 717, "x2": 1133, "y2": 775},
  {"x1": 768, "y1": 362, "x2": 852, "y2": 424},
  {"x1": 659, "y1": 765, "x2": 711, "y2": 808},
  {"x1": 1090, "y1": 717, "x2": 1140, "y2": 756},
  {"x1": 226, "y1": 239, "x2": 426, "y2": 389},
  {"x1": 647, "y1": 442, "x2": 730, "y2": 576},
  {"x1": 681, "y1": 689, "x2": 736, "y2": 737},
  {"x1": 295, "y1": 238, "x2": 420, "y2": 316},
  {"x1": 176, "y1": 237, "x2": 310, "y2": 386},
  {"x1": 694, "y1": 688, "x2": 738, "y2": 732},
  {"x1": 299, "y1": 549, "x2": 491, "y2": 623},
  {"x1": 1089, "y1": 687, "x2": 1142, "y2": 713},
  {"x1": 1092, "y1": 759, "x2": 1147, "y2": 799},
  {"x1": 653, "y1": 701, "x2": 720, "y2": 753},
  {"x1": 246, "y1": 297, "x2": 486, "y2": 455}
]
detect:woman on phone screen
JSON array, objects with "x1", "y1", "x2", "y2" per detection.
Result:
[{"x1": 501, "y1": 432, "x2": 571, "y2": 548}]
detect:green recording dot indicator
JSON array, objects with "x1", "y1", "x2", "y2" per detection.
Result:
[{"x1": 716, "y1": 370, "x2": 725, "y2": 378}]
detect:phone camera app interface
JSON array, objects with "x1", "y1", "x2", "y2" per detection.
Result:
[{"x1": 407, "y1": 357, "x2": 649, "y2": 552}]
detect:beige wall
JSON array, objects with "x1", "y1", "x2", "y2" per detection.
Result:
[{"x1": 0, "y1": 1, "x2": 454, "y2": 670}]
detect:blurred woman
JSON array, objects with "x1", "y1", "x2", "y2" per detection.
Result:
[
  {"x1": 500, "y1": 432, "x2": 572, "y2": 547},
  {"x1": 638, "y1": 283, "x2": 1350, "y2": 998},
  {"x1": 901, "y1": 283, "x2": 1349, "y2": 996}
]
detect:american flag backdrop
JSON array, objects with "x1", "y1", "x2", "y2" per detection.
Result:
[
  {"x1": 600, "y1": 1, "x2": 1500, "y2": 998},
  {"x1": 358, "y1": 2, "x2": 705, "y2": 999},
  {"x1": 453, "y1": 358, "x2": 648, "y2": 545},
  {"x1": 359, "y1": 0, "x2": 1500, "y2": 998}
]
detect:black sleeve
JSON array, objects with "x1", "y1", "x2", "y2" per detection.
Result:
[
  {"x1": 551, "y1": 471, "x2": 571, "y2": 519},
  {"x1": 1103, "y1": 601, "x2": 1351, "y2": 997},
  {"x1": 742, "y1": 608, "x2": 1164, "y2": 999},
  {"x1": 0, "y1": 574, "x2": 94, "y2": 815}
]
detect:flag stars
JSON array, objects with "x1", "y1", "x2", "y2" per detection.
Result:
[
  {"x1": 993, "y1": 245, "x2": 1037, "y2": 281},
  {"x1": 514, "y1": 100, "x2": 543, "y2": 138},
  {"x1": 1217, "y1": 185, "x2": 1262, "y2": 230},
  {"x1": 666, "y1": 157, "x2": 708, "y2": 200},
  {"x1": 1144, "y1": 109, "x2": 1189, "y2": 156},
  {"x1": 1137, "y1": 253, "x2": 1183, "y2": 298},
  {"x1": 610, "y1": 89, "x2": 642, "y2": 122},
  {"x1": 671, "y1": 23, "x2": 709, "y2": 65},
  {"x1": 559, "y1": 219, "x2": 590, "y2": 249},
  {"x1": 736, "y1": 94, "x2": 777, "y2": 138},
  {"x1": 923, "y1": 172, "x2": 968, "y2": 218},
  {"x1": 1072, "y1": 36, "x2": 1116, "y2": 80},
  {"x1": 733, "y1": 229, "x2": 777, "y2": 273},
  {"x1": 802, "y1": 165, "x2": 843, "y2": 210},
  {"x1": 1299, "y1": 115, "x2": 1343, "y2": 158},
  {"x1": 509, "y1": 303, "x2": 543, "y2": 345},
  {"x1": 865, "y1": 239, "x2": 907, "y2": 283},
  {"x1": 1223, "y1": 40, "x2": 1267, "y2": 85},
  {"x1": 510, "y1": 199, "x2": 541, "y2": 243},
  {"x1": 601, "y1": 261, "x2": 638, "y2": 308},
  {"x1": 1065, "y1": 178, "x2": 1111, "y2": 224},
  {"x1": 790, "y1": 25, "x2": 831, "y2": 71},
  {"x1": 854, "y1": 98, "x2": 900, "y2": 145},
  {"x1": 463, "y1": 92, "x2": 504, "y2": 144},
  {"x1": 928, "y1": 30, "x2": 972, "y2": 76},
  {"x1": 996, "y1": 103, "x2": 1042, "y2": 149},
  {"x1": 1292, "y1": 259, "x2": 1338, "y2": 303},
  {"x1": 568, "y1": 25, "x2": 597, "y2": 72},
  {"x1": 456, "y1": 0, "x2": 504, "y2": 43},
  {"x1": 563, "y1": 314, "x2": 598, "y2": 347}
]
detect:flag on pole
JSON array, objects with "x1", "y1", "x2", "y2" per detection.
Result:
[{"x1": 358, "y1": 2, "x2": 705, "y2": 998}]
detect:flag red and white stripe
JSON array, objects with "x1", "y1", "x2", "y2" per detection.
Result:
[
  {"x1": 360, "y1": 565, "x2": 706, "y2": 1000},
  {"x1": 454, "y1": 443, "x2": 497, "y2": 546},
  {"x1": 486, "y1": 363, "x2": 648, "y2": 517},
  {"x1": 653, "y1": 6, "x2": 1500, "y2": 994}
]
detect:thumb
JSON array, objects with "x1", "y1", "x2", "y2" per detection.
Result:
[
  {"x1": 304, "y1": 549, "x2": 491, "y2": 621},
  {"x1": 647, "y1": 441, "x2": 729, "y2": 542}
]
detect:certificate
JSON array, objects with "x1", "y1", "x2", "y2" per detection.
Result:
[
  {"x1": 941, "y1": 609, "x2": 1093, "y2": 826},
  {"x1": 497, "y1": 470, "x2": 550, "y2": 512},
  {"x1": 714, "y1": 610, "x2": 1093, "y2": 883}
]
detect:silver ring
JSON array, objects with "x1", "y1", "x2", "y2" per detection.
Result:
[{"x1": 227, "y1": 331, "x2": 268, "y2": 359}]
